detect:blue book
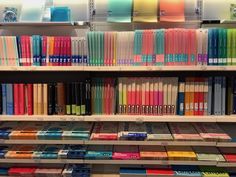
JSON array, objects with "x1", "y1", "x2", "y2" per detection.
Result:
[
  {"x1": 120, "y1": 168, "x2": 146, "y2": 175},
  {"x1": 178, "y1": 78, "x2": 185, "y2": 115},
  {"x1": 213, "y1": 29, "x2": 219, "y2": 66},
  {"x1": 0, "y1": 146, "x2": 9, "y2": 158},
  {"x1": 60, "y1": 145, "x2": 87, "y2": 159},
  {"x1": 6, "y1": 84, "x2": 13, "y2": 115},
  {"x1": 0, "y1": 167, "x2": 8, "y2": 175},
  {"x1": 2, "y1": 84, "x2": 7, "y2": 115},
  {"x1": 51, "y1": 7, "x2": 71, "y2": 22},
  {"x1": 36, "y1": 145, "x2": 63, "y2": 159},
  {"x1": 0, "y1": 122, "x2": 18, "y2": 139},
  {"x1": 85, "y1": 146, "x2": 112, "y2": 160}
]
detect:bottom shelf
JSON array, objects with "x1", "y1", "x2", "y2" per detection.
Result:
[{"x1": 0, "y1": 159, "x2": 234, "y2": 167}]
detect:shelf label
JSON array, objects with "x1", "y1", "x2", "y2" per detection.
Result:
[
  {"x1": 37, "y1": 117, "x2": 44, "y2": 121},
  {"x1": 60, "y1": 117, "x2": 67, "y2": 121}
]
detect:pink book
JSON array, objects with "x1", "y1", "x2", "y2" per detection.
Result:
[
  {"x1": 104, "y1": 32, "x2": 108, "y2": 66},
  {"x1": 110, "y1": 32, "x2": 114, "y2": 66},
  {"x1": 131, "y1": 78, "x2": 136, "y2": 115},
  {"x1": 91, "y1": 123, "x2": 118, "y2": 140},
  {"x1": 153, "y1": 78, "x2": 159, "y2": 115},
  {"x1": 191, "y1": 29, "x2": 197, "y2": 65},
  {"x1": 145, "y1": 78, "x2": 150, "y2": 115},
  {"x1": 158, "y1": 78, "x2": 163, "y2": 115},
  {"x1": 135, "y1": 80, "x2": 141, "y2": 114},
  {"x1": 112, "y1": 146, "x2": 140, "y2": 160},
  {"x1": 20, "y1": 36, "x2": 26, "y2": 66},
  {"x1": 149, "y1": 79, "x2": 154, "y2": 114}
]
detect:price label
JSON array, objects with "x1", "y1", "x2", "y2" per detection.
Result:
[
  {"x1": 34, "y1": 159, "x2": 41, "y2": 163},
  {"x1": 136, "y1": 118, "x2": 143, "y2": 123},
  {"x1": 161, "y1": 142, "x2": 168, "y2": 146},
  {"x1": 37, "y1": 117, "x2": 44, "y2": 121},
  {"x1": 60, "y1": 117, "x2": 67, "y2": 121}
]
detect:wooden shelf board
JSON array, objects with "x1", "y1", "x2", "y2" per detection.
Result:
[
  {"x1": 0, "y1": 159, "x2": 83, "y2": 164},
  {"x1": 1, "y1": 140, "x2": 84, "y2": 145},
  {"x1": 217, "y1": 162, "x2": 236, "y2": 167},
  {"x1": 0, "y1": 66, "x2": 235, "y2": 72},
  {"x1": 217, "y1": 142, "x2": 236, "y2": 147}
]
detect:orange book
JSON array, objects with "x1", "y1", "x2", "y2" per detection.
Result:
[
  {"x1": 9, "y1": 122, "x2": 45, "y2": 140},
  {"x1": 5, "y1": 145, "x2": 38, "y2": 159},
  {"x1": 140, "y1": 146, "x2": 167, "y2": 160},
  {"x1": 194, "y1": 78, "x2": 199, "y2": 116},
  {"x1": 159, "y1": 0, "x2": 185, "y2": 22},
  {"x1": 33, "y1": 84, "x2": 38, "y2": 115}
]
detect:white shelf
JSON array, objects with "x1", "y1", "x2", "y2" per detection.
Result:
[
  {"x1": 0, "y1": 22, "x2": 89, "y2": 27},
  {"x1": 0, "y1": 66, "x2": 235, "y2": 72},
  {"x1": 0, "y1": 140, "x2": 217, "y2": 146},
  {"x1": 0, "y1": 115, "x2": 219, "y2": 122},
  {"x1": 84, "y1": 160, "x2": 217, "y2": 166}
]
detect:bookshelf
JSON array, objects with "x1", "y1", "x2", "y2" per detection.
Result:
[{"x1": 1, "y1": 0, "x2": 236, "y2": 176}]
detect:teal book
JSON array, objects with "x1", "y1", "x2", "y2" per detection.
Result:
[{"x1": 107, "y1": 0, "x2": 132, "y2": 23}]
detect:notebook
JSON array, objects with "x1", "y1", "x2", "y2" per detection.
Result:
[
  {"x1": 133, "y1": 0, "x2": 158, "y2": 22},
  {"x1": 19, "y1": 0, "x2": 45, "y2": 22},
  {"x1": 139, "y1": 146, "x2": 167, "y2": 160},
  {"x1": 53, "y1": 0, "x2": 89, "y2": 21},
  {"x1": 107, "y1": 0, "x2": 132, "y2": 22},
  {"x1": 159, "y1": 0, "x2": 185, "y2": 22},
  {"x1": 202, "y1": 0, "x2": 235, "y2": 21}
]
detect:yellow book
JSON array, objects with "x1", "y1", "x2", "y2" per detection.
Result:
[
  {"x1": 43, "y1": 84, "x2": 48, "y2": 115},
  {"x1": 133, "y1": 0, "x2": 158, "y2": 22},
  {"x1": 167, "y1": 146, "x2": 197, "y2": 161}
]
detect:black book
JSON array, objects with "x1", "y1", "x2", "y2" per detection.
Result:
[
  {"x1": 75, "y1": 82, "x2": 81, "y2": 116},
  {"x1": 80, "y1": 82, "x2": 86, "y2": 115},
  {"x1": 85, "y1": 79, "x2": 91, "y2": 115},
  {"x1": 65, "y1": 83, "x2": 72, "y2": 115},
  {"x1": 71, "y1": 82, "x2": 76, "y2": 115},
  {"x1": 48, "y1": 83, "x2": 55, "y2": 115}
]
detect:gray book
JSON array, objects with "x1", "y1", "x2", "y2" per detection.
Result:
[
  {"x1": 222, "y1": 77, "x2": 226, "y2": 115},
  {"x1": 207, "y1": 77, "x2": 212, "y2": 115},
  {"x1": 2, "y1": 84, "x2": 7, "y2": 115}
]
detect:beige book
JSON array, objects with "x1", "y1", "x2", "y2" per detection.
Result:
[{"x1": 43, "y1": 84, "x2": 48, "y2": 115}]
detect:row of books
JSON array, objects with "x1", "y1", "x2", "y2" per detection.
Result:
[
  {"x1": 0, "y1": 122, "x2": 233, "y2": 142},
  {"x1": 120, "y1": 166, "x2": 233, "y2": 177},
  {"x1": 2, "y1": 28, "x2": 236, "y2": 66},
  {"x1": 1, "y1": 144, "x2": 236, "y2": 162},
  {"x1": 88, "y1": 29, "x2": 236, "y2": 66},
  {"x1": 0, "y1": 165, "x2": 90, "y2": 177},
  {"x1": 0, "y1": 165, "x2": 234, "y2": 177},
  {"x1": 1, "y1": 76, "x2": 236, "y2": 116}
]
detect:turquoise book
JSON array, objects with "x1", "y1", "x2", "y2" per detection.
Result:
[{"x1": 107, "y1": 0, "x2": 132, "y2": 23}]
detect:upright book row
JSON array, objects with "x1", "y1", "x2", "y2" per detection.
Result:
[
  {"x1": 0, "y1": 76, "x2": 236, "y2": 116},
  {"x1": 1, "y1": 28, "x2": 236, "y2": 67}
]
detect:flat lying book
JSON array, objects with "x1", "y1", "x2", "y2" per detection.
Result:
[
  {"x1": 146, "y1": 167, "x2": 174, "y2": 176},
  {"x1": 0, "y1": 122, "x2": 18, "y2": 139},
  {"x1": 5, "y1": 145, "x2": 38, "y2": 159},
  {"x1": 193, "y1": 147, "x2": 225, "y2": 162},
  {"x1": 0, "y1": 145, "x2": 11, "y2": 158},
  {"x1": 58, "y1": 145, "x2": 86, "y2": 159},
  {"x1": 8, "y1": 167, "x2": 36, "y2": 177},
  {"x1": 118, "y1": 122, "x2": 147, "y2": 141},
  {"x1": 172, "y1": 165, "x2": 201, "y2": 177},
  {"x1": 139, "y1": 146, "x2": 167, "y2": 160},
  {"x1": 220, "y1": 147, "x2": 236, "y2": 162},
  {"x1": 166, "y1": 146, "x2": 197, "y2": 161},
  {"x1": 120, "y1": 168, "x2": 146, "y2": 177},
  {"x1": 168, "y1": 123, "x2": 203, "y2": 141},
  {"x1": 9, "y1": 122, "x2": 46, "y2": 140},
  {"x1": 200, "y1": 166, "x2": 229, "y2": 177},
  {"x1": 146, "y1": 123, "x2": 173, "y2": 141},
  {"x1": 35, "y1": 145, "x2": 63, "y2": 159},
  {"x1": 37, "y1": 122, "x2": 68, "y2": 140},
  {"x1": 91, "y1": 122, "x2": 118, "y2": 140},
  {"x1": 193, "y1": 123, "x2": 231, "y2": 142},
  {"x1": 63, "y1": 164, "x2": 91, "y2": 177},
  {"x1": 113, "y1": 145, "x2": 140, "y2": 160},
  {"x1": 62, "y1": 122, "x2": 93, "y2": 140},
  {"x1": 34, "y1": 168, "x2": 63, "y2": 177},
  {"x1": 85, "y1": 145, "x2": 113, "y2": 160}
]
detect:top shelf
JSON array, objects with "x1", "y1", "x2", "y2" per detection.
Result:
[
  {"x1": 0, "y1": 22, "x2": 90, "y2": 27},
  {"x1": 0, "y1": 66, "x2": 235, "y2": 72}
]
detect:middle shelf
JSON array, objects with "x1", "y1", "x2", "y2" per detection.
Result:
[{"x1": 0, "y1": 115, "x2": 236, "y2": 122}]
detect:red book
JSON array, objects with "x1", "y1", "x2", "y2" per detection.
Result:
[
  {"x1": 67, "y1": 37, "x2": 72, "y2": 66},
  {"x1": 13, "y1": 84, "x2": 19, "y2": 115},
  {"x1": 8, "y1": 167, "x2": 36, "y2": 177},
  {"x1": 20, "y1": 36, "x2": 26, "y2": 66},
  {"x1": 193, "y1": 78, "x2": 199, "y2": 116},
  {"x1": 147, "y1": 168, "x2": 174, "y2": 176},
  {"x1": 19, "y1": 84, "x2": 25, "y2": 115},
  {"x1": 25, "y1": 36, "x2": 30, "y2": 66},
  {"x1": 27, "y1": 84, "x2": 33, "y2": 115}
]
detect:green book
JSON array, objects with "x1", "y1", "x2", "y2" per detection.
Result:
[
  {"x1": 227, "y1": 29, "x2": 232, "y2": 65},
  {"x1": 107, "y1": 0, "x2": 132, "y2": 23}
]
